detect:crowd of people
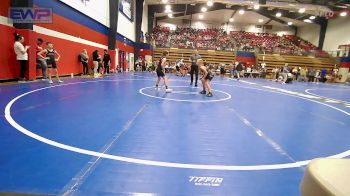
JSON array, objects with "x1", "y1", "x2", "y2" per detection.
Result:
[
  {"x1": 13, "y1": 32, "x2": 112, "y2": 83},
  {"x1": 270, "y1": 64, "x2": 341, "y2": 83},
  {"x1": 13, "y1": 30, "x2": 338, "y2": 86},
  {"x1": 136, "y1": 54, "x2": 341, "y2": 85},
  {"x1": 149, "y1": 26, "x2": 324, "y2": 56}
]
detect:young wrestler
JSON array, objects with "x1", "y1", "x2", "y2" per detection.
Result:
[
  {"x1": 198, "y1": 59, "x2": 213, "y2": 97},
  {"x1": 37, "y1": 42, "x2": 62, "y2": 84},
  {"x1": 155, "y1": 51, "x2": 172, "y2": 92}
]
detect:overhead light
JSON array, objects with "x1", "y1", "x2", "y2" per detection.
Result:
[
  {"x1": 190, "y1": 3, "x2": 195, "y2": 6},
  {"x1": 304, "y1": 19, "x2": 312, "y2": 23},
  {"x1": 258, "y1": 19, "x2": 264, "y2": 23},
  {"x1": 207, "y1": 0, "x2": 213, "y2": 7},
  {"x1": 165, "y1": 5, "x2": 171, "y2": 10},
  {"x1": 254, "y1": 4, "x2": 260, "y2": 10},
  {"x1": 276, "y1": 12, "x2": 282, "y2": 17},
  {"x1": 340, "y1": 11, "x2": 347, "y2": 17},
  {"x1": 238, "y1": 9, "x2": 245, "y2": 15},
  {"x1": 168, "y1": 13, "x2": 173, "y2": 18},
  {"x1": 165, "y1": 9, "x2": 172, "y2": 13},
  {"x1": 309, "y1": 15, "x2": 316, "y2": 20},
  {"x1": 299, "y1": 8, "x2": 306, "y2": 13},
  {"x1": 161, "y1": 0, "x2": 168, "y2": 3},
  {"x1": 199, "y1": 14, "x2": 204, "y2": 19},
  {"x1": 201, "y1": 7, "x2": 207, "y2": 12},
  {"x1": 287, "y1": 21, "x2": 293, "y2": 25},
  {"x1": 229, "y1": 18, "x2": 234, "y2": 22}
]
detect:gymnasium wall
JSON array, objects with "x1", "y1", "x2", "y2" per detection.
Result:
[
  {"x1": 0, "y1": 0, "x2": 19, "y2": 80},
  {"x1": 323, "y1": 17, "x2": 350, "y2": 51},
  {"x1": 60, "y1": 0, "x2": 137, "y2": 42},
  {"x1": 142, "y1": 1, "x2": 148, "y2": 34},
  {"x1": 58, "y1": 0, "x2": 110, "y2": 27},
  {"x1": 118, "y1": 9, "x2": 136, "y2": 41},
  {"x1": 296, "y1": 24, "x2": 320, "y2": 47},
  {"x1": 0, "y1": 0, "x2": 137, "y2": 80}
]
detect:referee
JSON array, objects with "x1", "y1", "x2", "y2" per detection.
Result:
[{"x1": 189, "y1": 50, "x2": 201, "y2": 87}]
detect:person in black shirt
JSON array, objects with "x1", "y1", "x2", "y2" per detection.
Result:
[
  {"x1": 103, "y1": 49, "x2": 111, "y2": 75},
  {"x1": 198, "y1": 59, "x2": 213, "y2": 97},
  {"x1": 37, "y1": 42, "x2": 62, "y2": 84},
  {"x1": 189, "y1": 50, "x2": 201, "y2": 86},
  {"x1": 92, "y1": 50, "x2": 101, "y2": 77}
]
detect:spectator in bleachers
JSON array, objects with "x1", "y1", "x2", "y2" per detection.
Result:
[{"x1": 151, "y1": 26, "x2": 324, "y2": 56}]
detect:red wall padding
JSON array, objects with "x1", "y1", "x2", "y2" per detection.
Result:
[
  {"x1": 37, "y1": 13, "x2": 108, "y2": 46},
  {"x1": 116, "y1": 41, "x2": 134, "y2": 53},
  {"x1": 0, "y1": 25, "x2": 19, "y2": 80},
  {"x1": 340, "y1": 62, "x2": 350, "y2": 68},
  {"x1": 0, "y1": 25, "x2": 111, "y2": 80},
  {"x1": 0, "y1": 0, "x2": 10, "y2": 17},
  {"x1": 139, "y1": 49, "x2": 152, "y2": 56},
  {"x1": 235, "y1": 57, "x2": 256, "y2": 67}
]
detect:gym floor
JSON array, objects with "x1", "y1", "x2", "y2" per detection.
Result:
[{"x1": 1, "y1": 73, "x2": 349, "y2": 195}]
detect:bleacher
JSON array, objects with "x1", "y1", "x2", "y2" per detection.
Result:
[
  {"x1": 153, "y1": 48, "x2": 235, "y2": 65},
  {"x1": 153, "y1": 48, "x2": 337, "y2": 77},
  {"x1": 154, "y1": 48, "x2": 335, "y2": 68},
  {"x1": 257, "y1": 54, "x2": 336, "y2": 72}
]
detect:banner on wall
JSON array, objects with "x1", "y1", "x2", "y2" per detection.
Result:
[{"x1": 119, "y1": 0, "x2": 134, "y2": 21}]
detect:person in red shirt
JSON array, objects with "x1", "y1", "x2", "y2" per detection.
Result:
[{"x1": 36, "y1": 38, "x2": 47, "y2": 80}]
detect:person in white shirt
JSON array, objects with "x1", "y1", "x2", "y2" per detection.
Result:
[{"x1": 13, "y1": 33, "x2": 30, "y2": 82}]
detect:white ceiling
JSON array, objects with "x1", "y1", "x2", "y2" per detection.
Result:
[
  {"x1": 145, "y1": 0, "x2": 331, "y2": 13},
  {"x1": 158, "y1": 10, "x2": 315, "y2": 27}
]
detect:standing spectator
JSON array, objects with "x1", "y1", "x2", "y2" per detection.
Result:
[
  {"x1": 141, "y1": 57, "x2": 146, "y2": 72},
  {"x1": 236, "y1": 62, "x2": 243, "y2": 80},
  {"x1": 315, "y1": 69, "x2": 321, "y2": 83},
  {"x1": 92, "y1": 50, "x2": 101, "y2": 78},
  {"x1": 308, "y1": 68, "x2": 316, "y2": 82},
  {"x1": 320, "y1": 69, "x2": 327, "y2": 83},
  {"x1": 220, "y1": 65, "x2": 226, "y2": 77},
  {"x1": 13, "y1": 33, "x2": 30, "y2": 82},
  {"x1": 230, "y1": 61, "x2": 236, "y2": 78},
  {"x1": 299, "y1": 67, "x2": 307, "y2": 82},
  {"x1": 80, "y1": 49, "x2": 89, "y2": 76},
  {"x1": 103, "y1": 49, "x2": 111, "y2": 75},
  {"x1": 37, "y1": 42, "x2": 63, "y2": 84},
  {"x1": 36, "y1": 38, "x2": 47, "y2": 80}
]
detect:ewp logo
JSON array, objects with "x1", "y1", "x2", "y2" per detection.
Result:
[
  {"x1": 189, "y1": 176, "x2": 224, "y2": 187},
  {"x1": 9, "y1": 7, "x2": 52, "y2": 23}
]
